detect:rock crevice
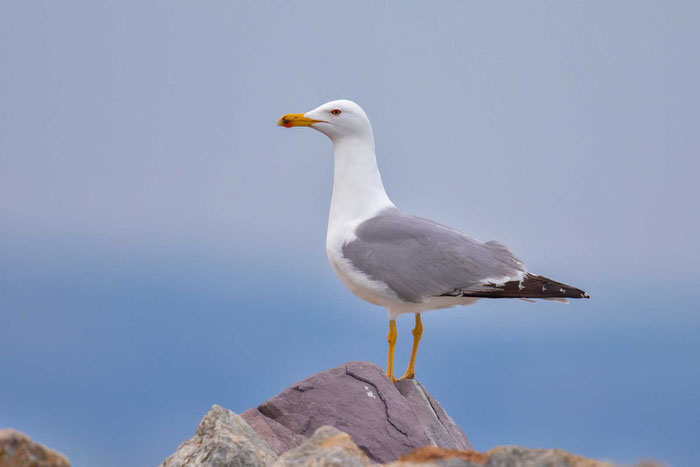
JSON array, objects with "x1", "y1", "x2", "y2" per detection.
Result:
[{"x1": 345, "y1": 364, "x2": 409, "y2": 438}]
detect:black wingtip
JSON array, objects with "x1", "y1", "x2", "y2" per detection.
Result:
[{"x1": 447, "y1": 274, "x2": 591, "y2": 300}]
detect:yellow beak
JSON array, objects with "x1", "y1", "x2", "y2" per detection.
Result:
[{"x1": 277, "y1": 113, "x2": 323, "y2": 128}]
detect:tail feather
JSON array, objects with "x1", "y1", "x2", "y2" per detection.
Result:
[{"x1": 447, "y1": 273, "x2": 589, "y2": 300}]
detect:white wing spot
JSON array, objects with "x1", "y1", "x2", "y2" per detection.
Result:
[
  {"x1": 364, "y1": 385, "x2": 376, "y2": 399},
  {"x1": 560, "y1": 288, "x2": 565, "y2": 294}
]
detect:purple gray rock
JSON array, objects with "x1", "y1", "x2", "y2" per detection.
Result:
[
  {"x1": 0, "y1": 428, "x2": 70, "y2": 467},
  {"x1": 241, "y1": 361, "x2": 471, "y2": 463},
  {"x1": 160, "y1": 405, "x2": 277, "y2": 467},
  {"x1": 394, "y1": 379, "x2": 471, "y2": 452},
  {"x1": 240, "y1": 408, "x2": 306, "y2": 456}
]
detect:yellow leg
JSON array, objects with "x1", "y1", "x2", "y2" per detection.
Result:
[
  {"x1": 399, "y1": 313, "x2": 423, "y2": 380},
  {"x1": 386, "y1": 319, "x2": 397, "y2": 382}
]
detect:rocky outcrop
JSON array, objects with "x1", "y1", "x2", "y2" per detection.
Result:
[
  {"x1": 159, "y1": 361, "x2": 633, "y2": 466},
  {"x1": 160, "y1": 405, "x2": 277, "y2": 467},
  {"x1": 160, "y1": 420, "x2": 620, "y2": 467},
  {"x1": 0, "y1": 429, "x2": 70, "y2": 467},
  {"x1": 241, "y1": 361, "x2": 471, "y2": 463}
]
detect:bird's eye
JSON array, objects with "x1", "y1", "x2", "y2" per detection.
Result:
[{"x1": 330, "y1": 109, "x2": 342, "y2": 116}]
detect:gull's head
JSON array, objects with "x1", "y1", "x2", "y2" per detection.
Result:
[{"x1": 277, "y1": 99, "x2": 372, "y2": 142}]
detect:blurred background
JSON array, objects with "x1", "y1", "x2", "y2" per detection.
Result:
[{"x1": 1, "y1": 1, "x2": 698, "y2": 466}]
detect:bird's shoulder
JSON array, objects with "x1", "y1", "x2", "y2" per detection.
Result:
[
  {"x1": 348, "y1": 207, "x2": 525, "y2": 270},
  {"x1": 353, "y1": 207, "x2": 478, "y2": 245}
]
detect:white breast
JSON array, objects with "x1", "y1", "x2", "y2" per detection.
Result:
[{"x1": 326, "y1": 220, "x2": 398, "y2": 308}]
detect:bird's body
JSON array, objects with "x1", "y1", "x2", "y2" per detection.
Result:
[{"x1": 278, "y1": 99, "x2": 588, "y2": 381}]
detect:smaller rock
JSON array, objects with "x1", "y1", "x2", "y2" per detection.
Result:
[
  {"x1": 485, "y1": 446, "x2": 615, "y2": 467},
  {"x1": 160, "y1": 405, "x2": 277, "y2": 467},
  {"x1": 0, "y1": 428, "x2": 70, "y2": 467},
  {"x1": 389, "y1": 445, "x2": 620, "y2": 467},
  {"x1": 272, "y1": 426, "x2": 368, "y2": 467}
]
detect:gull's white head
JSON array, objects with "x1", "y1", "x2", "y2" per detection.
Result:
[{"x1": 277, "y1": 99, "x2": 373, "y2": 143}]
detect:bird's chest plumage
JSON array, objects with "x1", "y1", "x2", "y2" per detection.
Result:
[{"x1": 326, "y1": 225, "x2": 396, "y2": 308}]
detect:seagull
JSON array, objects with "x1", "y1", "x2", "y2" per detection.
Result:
[{"x1": 277, "y1": 100, "x2": 589, "y2": 382}]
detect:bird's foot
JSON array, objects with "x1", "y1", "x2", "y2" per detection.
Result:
[{"x1": 397, "y1": 372, "x2": 415, "y2": 381}]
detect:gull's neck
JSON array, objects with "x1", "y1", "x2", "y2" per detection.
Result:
[{"x1": 328, "y1": 135, "x2": 394, "y2": 229}]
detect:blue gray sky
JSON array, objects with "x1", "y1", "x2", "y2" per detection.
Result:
[{"x1": 1, "y1": 2, "x2": 699, "y2": 466}]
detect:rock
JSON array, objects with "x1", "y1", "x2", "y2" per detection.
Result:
[
  {"x1": 483, "y1": 446, "x2": 615, "y2": 467},
  {"x1": 241, "y1": 361, "x2": 472, "y2": 463},
  {"x1": 394, "y1": 380, "x2": 471, "y2": 451},
  {"x1": 0, "y1": 428, "x2": 70, "y2": 467},
  {"x1": 160, "y1": 405, "x2": 277, "y2": 467},
  {"x1": 390, "y1": 445, "x2": 616, "y2": 467},
  {"x1": 158, "y1": 362, "x2": 635, "y2": 466},
  {"x1": 272, "y1": 426, "x2": 368, "y2": 466},
  {"x1": 390, "y1": 446, "x2": 488, "y2": 466},
  {"x1": 240, "y1": 408, "x2": 306, "y2": 456}
]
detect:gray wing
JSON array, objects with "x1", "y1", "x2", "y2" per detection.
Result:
[{"x1": 342, "y1": 208, "x2": 527, "y2": 303}]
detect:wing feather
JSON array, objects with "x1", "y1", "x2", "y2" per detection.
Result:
[{"x1": 342, "y1": 208, "x2": 528, "y2": 303}]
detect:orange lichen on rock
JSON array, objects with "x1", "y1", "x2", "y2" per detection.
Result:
[
  {"x1": 396, "y1": 445, "x2": 621, "y2": 466},
  {"x1": 398, "y1": 446, "x2": 488, "y2": 464}
]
